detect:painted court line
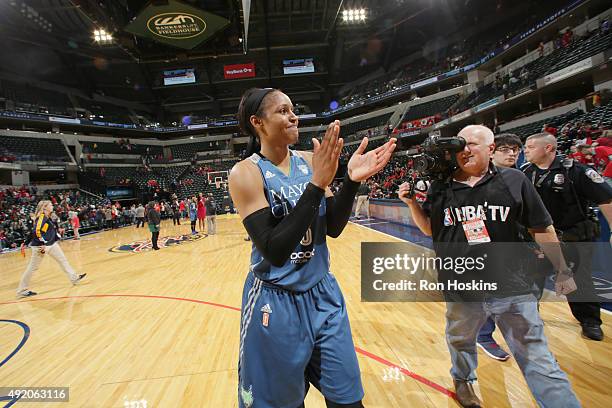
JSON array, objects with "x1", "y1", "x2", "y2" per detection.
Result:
[{"x1": 0, "y1": 294, "x2": 456, "y2": 401}]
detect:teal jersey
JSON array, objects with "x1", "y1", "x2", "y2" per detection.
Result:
[{"x1": 248, "y1": 151, "x2": 330, "y2": 292}]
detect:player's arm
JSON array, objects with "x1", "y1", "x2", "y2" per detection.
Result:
[
  {"x1": 229, "y1": 160, "x2": 325, "y2": 267},
  {"x1": 300, "y1": 151, "x2": 360, "y2": 238}
]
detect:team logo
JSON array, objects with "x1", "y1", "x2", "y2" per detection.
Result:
[
  {"x1": 147, "y1": 13, "x2": 206, "y2": 40},
  {"x1": 443, "y1": 208, "x2": 454, "y2": 226},
  {"x1": 240, "y1": 384, "x2": 254, "y2": 407},
  {"x1": 553, "y1": 174, "x2": 565, "y2": 184},
  {"x1": 261, "y1": 304, "x2": 272, "y2": 327},
  {"x1": 300, "y1": 228, "x2": 312, "y2": 246},
  {"x1": 298, "y1": 164, "x2": 309, "y2": 175},
  {"x1": 585, "y1": 168, "x2": 604, "y2": 184},
  {"x1": 109, "y1": 233, "x2": 206, "y2": 253},
  {"x1": 290, "y1": 249, "x2": 315, "y2": 263}
]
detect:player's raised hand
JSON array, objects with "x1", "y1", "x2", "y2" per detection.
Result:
[
  {"x1": 347, "y1": 137, "x2": 397, "y2": 182},
  {"x1": 311, "y1": 120, "x2": 343, "y2": 189}
]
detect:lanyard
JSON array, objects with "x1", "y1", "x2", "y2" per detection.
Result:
[{"x1": 531, "y1": 169, "x2": 550, "y2": 188}]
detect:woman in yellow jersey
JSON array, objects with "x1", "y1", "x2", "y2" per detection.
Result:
[{"x1": 16, "y1": 200, "x2": 86, "y2": 299}]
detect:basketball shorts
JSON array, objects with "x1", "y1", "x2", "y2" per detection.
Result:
[{"x1": 238, "y1": 271, "x2": 364, "y2": 408}]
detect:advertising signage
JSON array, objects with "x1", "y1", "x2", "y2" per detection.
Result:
[
  {"x1": 224, "y1": 63, "x2": 256, "y2": 79},
  {"x1": 124, "y1": 0, "x2": 230, "y2": 50}
]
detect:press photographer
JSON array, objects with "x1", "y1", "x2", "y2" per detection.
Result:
[{"x1": 397, "y1": 124, "x2": 580, "y2": 408}]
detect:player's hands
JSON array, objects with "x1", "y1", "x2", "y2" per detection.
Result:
[
  {"x1": 554, "y1": 269, "x2": 577, "y2": 296},
  {"x1": 347, "y1": 137, "x2": 397, "y2": 182},
  {"x1": 311, "y1": 120, "x2": 343, "y2": 189},
  {"x1": 398, "y1": 182, "x2": 417, "y2": 206}
]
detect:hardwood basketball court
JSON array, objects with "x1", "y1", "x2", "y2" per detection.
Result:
[{"x1": 1, "y1": 215, "x2": 610, "y2": 407}]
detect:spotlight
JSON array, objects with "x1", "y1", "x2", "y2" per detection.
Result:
[
  {"x1": 93, "y1": 28, "x2": 113, "y2": 44},
  {"x1": 342, "y1": 8, "x2": 367, "y2": 24}
]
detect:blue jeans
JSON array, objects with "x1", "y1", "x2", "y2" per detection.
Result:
[
  {"x1": 477, "y1": 317, "x2": 496, "y2": 343},
  {"x1": 446, "y1": 294, "x2": 580, "y2": 408}
]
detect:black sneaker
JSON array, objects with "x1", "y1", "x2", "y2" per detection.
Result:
[
  {"x1": 581, "y1": 324, "x2": 604, "y2": 341},
  {"x1": 477, "y1": 341, "x2": 511, "y2": 361},
  {"x1": 17, "y1": 290, "x2": 37, "y2": 299},
  {"x1": 72, "y1": 273, "x2": 87, "y2": 285}
]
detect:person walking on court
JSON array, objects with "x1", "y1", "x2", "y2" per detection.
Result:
[
  {"x1": 205, "y1": 193, "x2": 217, "y2": 235},
  {"x1": 147, "y1": 201, "x2": 161, "y2": 250},
  {"x1": 16, "y1": 200, "x2": 86, "y2": 298},
  {"x1": 68, "y1": 208, "x2": 80, "y2": 240},
  {"x1": 135, "y1": 203, "x2": 145, "y2": 228},
  {"x1": 354, "y1": 180, "x2": 371, "y2": 219},
  {"x1": 171, "y1": 198, "x2": 181, "y2": 226},
  {"x1": 229, "y1": 87, "x2": 396, "y2": 408},
  {"x1": 189, "y1": 196, "x2": 198, "y2": 235}
]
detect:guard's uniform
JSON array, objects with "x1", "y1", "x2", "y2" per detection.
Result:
[
  {"x1": 238, "y1": 151, "x2": 363, "y2": 408},
  {"x1": 522, "y1": 157, "x2": 612, "y2": 326}
]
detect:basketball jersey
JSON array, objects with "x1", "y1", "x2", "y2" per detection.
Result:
[{"x1": 248, "y1": 150, "x2": 329, "y2": 292}]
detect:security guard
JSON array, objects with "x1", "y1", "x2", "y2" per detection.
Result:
[{"x1": 523, "y1": 132, "x2": 612, "y2": 341}]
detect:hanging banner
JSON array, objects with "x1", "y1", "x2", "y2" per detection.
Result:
[{"x1": 124, "y1": 0, "x2": 230, "y2": 50}]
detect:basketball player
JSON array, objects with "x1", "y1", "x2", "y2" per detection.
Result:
[
  {"x1": 229, "y1": 88, "x2": 396, "y2": 408},
  {"x1": 16, "y1": 200, "x2": 86, "y2": 298}
]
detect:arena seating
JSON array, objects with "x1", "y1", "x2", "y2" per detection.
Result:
[
  {"x1": 74, "y1": 97, "x2": 135, "y2": 124},
  {"x1": 503, "y1": 109, "x2": 585, "y2": 139},
  {"x1": 0, "y1": 136, "x2": 70, "y2": 162},
  {"x1": 81, "y1": 141, "x2": 163, "y2": 156},
  {"x1": 170, "y1": 140, "x2": 228, "y2": 160},
  {"x1": 0, "y1": 80, "x2": 72, "y2": 117},
  {"x1": 455, "y1": 29, "x2": 612, "y2": 113},
  {"x1": 400, "y1": 95, "x2": 460, "y2": 122},
  {"x1": 504, "y1": 100, "x2": 612, "y2": 139}
]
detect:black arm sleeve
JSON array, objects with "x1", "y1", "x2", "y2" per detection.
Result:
[
  {"x1": 326, "y1": 174, "x2": 360, "y2": 238},
  {"x1": 242, "y1": 182, "x2": 325, "y2": 267}
]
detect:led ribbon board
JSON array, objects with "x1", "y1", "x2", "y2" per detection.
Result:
[{"x1": 125, "y1": 0, "x2": 230, "y2": 50}]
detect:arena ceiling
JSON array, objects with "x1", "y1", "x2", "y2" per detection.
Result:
[{"x1": 0, "y1": 0, "x2": 580, "y2": 119}]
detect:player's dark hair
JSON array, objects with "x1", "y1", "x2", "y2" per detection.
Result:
[{"x1": 237, "y1": 88, "x2": 277, "y2": 157}]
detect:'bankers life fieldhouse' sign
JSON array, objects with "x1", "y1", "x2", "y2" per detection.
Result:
[{"x1": 125, "y1": 0, "x2": 230, "y2": 50}]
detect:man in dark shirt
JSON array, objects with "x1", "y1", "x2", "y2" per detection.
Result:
[
  {"x1": 399, "y1": 125, "x2": 579, "y2": 408},
  {"x1": 146, "y1": 201, "x2": 161, "y2": 250},
  {"x1": 523, "y1": 132, "x2": 612, "y2": 341}
]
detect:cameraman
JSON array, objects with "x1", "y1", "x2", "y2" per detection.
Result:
[{"x1": 398, "y1": 125, "x2": 580, "y2": 408}]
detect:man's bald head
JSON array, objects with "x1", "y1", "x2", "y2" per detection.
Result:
[
  {"x1": 458, "y1": 125, "x2": 495, "y2": 145},
  {"x1": 454, "y1": 125, "x2": 495, "y2": 177}
]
